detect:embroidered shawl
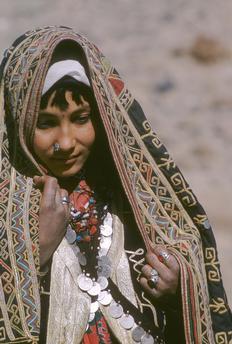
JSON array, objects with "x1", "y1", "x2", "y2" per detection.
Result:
[{"x1": 0, "y1": 26, "x2": 231, "y2": 344}]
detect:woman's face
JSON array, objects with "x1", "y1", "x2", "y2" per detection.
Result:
[{"x1": 33, "y1": 90, "x2": 95, "y2": 178}]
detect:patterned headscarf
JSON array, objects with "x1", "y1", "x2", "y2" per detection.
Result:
[{"x1": 0, "y1": 26, "x2": 231, "y2": 343}]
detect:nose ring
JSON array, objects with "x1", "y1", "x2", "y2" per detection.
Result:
[{"x1": 53, "y1": 142, "x2": 60, "y2": 152}]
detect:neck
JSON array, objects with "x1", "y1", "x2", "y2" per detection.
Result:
[
  {"x1": 58, "y1": 170, "x2": 86, "y2": 194},
  {"x1": 58, "y1": 177, "x2": 78, "y2": 194}
]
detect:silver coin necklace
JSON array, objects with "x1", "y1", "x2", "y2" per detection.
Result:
[{"x1": 65, "y1": 182, "x2": 158, "y2": 342}]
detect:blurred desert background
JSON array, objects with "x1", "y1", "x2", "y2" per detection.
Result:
[{"x1": 0, "y1": 0, "x2": 231, "y2": 306}]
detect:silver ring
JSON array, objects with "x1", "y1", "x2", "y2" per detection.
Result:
[
  {"x1": 61, "y1": 196, "x2": 70, "y2": 205},
  {"x1": 148, "y1": 274, "x2": 159, "y2": 289},
  {"x1": 150, "y1": 268, "x2": 158, "y2": 277},
  {"x1": 53, "y1": 142, "x2": 60, "y2": 152},
  {"x1": 159, "y1": 251, "x2": 171, "y2": 264}
]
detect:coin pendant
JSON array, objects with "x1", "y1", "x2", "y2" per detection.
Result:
[
  {"x1": 100, "y1": 236, "x2": 111, "y2": 250},
  {"x1": 77, "y1": 273, "x2": 85, "y2": 284},
  {"x1": 77, "y1": 252, "x2": 87, "y2": 266},
  {"x1": 77, "y1": 275, "x2": 93, "y2": 291},
  {"x1": 141, "y1": 334, "x2": 155, "y2": 344},
  {"x1": 71, "y1": 244, "x2": 80, "y2": 255},
  {"x1": 97, "y1": 276, "x2": 108, "y2": 290},
  {"x1": 97, "y1": 264, "x2": 112, "y2": 278},
  {"x1": 119, "y1": 314, "x2": 135, "y2": 330},
  {"x1": 104, "y1": 212, "x2": 113, "y2": 226},
  {"x1": 108, "y1": 302, "x2": 123, "y2": 318},
  {"x1": 98, "y1": 291, "x2": 112, "y2": 305},
  {"x1": 88, "y1": 282, "x2": 101, "y2": 296},
  {"x1": 100, "y1": 224, "x2": 113, "y2": 237},
  {"x1": 65, "y1": 228, "x2": 76, "y2": 244},
  {"x1": 98, "y1": 247, "x2": 108, "y2": 257},
  {"x1": 90, "y1": 301, "x2": 99, "y2": 313},
  {"x1": 97, "y1": 255, "x2": 111, "y2": 267},
  {"x1": 132, "y1": 326, "x2": 146, "y2": 342},
  {"x1": 97, "y1": 291, "x2": 106, "y2": 301}
]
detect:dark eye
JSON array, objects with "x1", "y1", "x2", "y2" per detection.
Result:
[
  {"x1": 73, "y1": 113, "x2": 91, "y2": 124},
  {"x1": 36, "y1": 119, "x2": 57, "y2": 129}
]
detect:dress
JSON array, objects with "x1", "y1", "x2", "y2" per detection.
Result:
[{"x1": 0, "y1": 26, "x2": 231, "y2": 344}]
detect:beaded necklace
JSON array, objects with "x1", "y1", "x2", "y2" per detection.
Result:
[
  {"x1": 69, "y1": 180, "x2": 101, "y2": 243},
  {"x1": 65, "y1": 178, "x2": 164, "y2": 343}
]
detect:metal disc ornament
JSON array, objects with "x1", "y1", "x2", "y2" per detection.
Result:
[
  {"x1": 71, "y1": 244, "x2": 80, "y2": 256},
  {"x1": 98, "y1": 291, "x2": 112, "y2": 305},
  {"x1": 97, "y1": 255, "x2": 111, "y2": 267},
  {"x1": 104, "y1": 213, "x2": 113, "y2": 226},
  {"x1": 97, "y1": 291, "x2": 106, "y2": 301},
  {"x1": 98, "y1": 247, "x2": 108, "y2": 257},
  {"x1": 77, "y1": 273, "x2": 85, "y2": 284},
  {"x1": 77, "y1": 275, "x2": 93, "y2": 291},
  {"x1": 119, "y1": 314, "x2": 135, "y2": 330},
  {"x1": 77, "y1": 252, "x2": 87, "y2": 266},
  {"x1": 100, "y1": 224, "x2": 113, "y2": 237},
  {"x1": 97, "y1": 276, "x2": 109, "y2": 290},
  {"x1": 65, "y1": 228, "x2": 76, "y2": 244},
  {"x1": 108, "y1": 302, "x2": 123, "y2": 319},
  {"x1": 141, "y1": 334, "x2": 155, "y2": 344},
  {"x1": 132, "y1": 326, "x2": 146, "y2": 342},
  {"x1": 88, "y1": 282, "x2": 101, "y2": 296},
  {"x1": 99, "y1": 237, "x2": 111, "y2": 250},
  {"x1": 97, "y1": 264, "x2": 112, "y2": 278}
]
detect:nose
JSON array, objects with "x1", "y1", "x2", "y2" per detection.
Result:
[{"x1": 56, "y1": 125, "x2": 76, "y2": 152}]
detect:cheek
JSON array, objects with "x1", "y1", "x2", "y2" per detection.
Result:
[
  {"x1": 84, "y1": 124, "x2": 96, "y2": 149},
  {"x1": 33, "y1": 130, "x2": 51, "y2": 158}
]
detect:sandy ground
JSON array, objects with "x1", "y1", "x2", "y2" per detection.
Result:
[{"x1": 0, "y1": 0, "x2": 231, "y2": 306}]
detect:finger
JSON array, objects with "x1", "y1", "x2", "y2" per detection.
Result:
[
  {"x1": 139, "y1": 276, "x2": 162, "y2": 298},
  {"x1": 142, "y1": 259, "x2": 177, "y2": 292},
  {"x1": 141, "y1": 264, "x2": 158, "y2": 279},
  {"x1": 152, "y1": 246, "x2": 179, "y2": 273},
  {"x1": 145, "y1": 252, "x2": 168, "y2": 278},
  {"x1": 58, "y1": 189, "x2": 70, "y2": 215},
  {"x1": 59, "y1": 188, "x2": 69, "y2": 202},
  {"x1": 141, "y1": 264, "x2": 163, "y2": 289},
  {"x1": 33, "y1": 175, "x2": 46, "y2": 190},
  {"x1": 41, "y1": 176, "x2": 58, "y2": 205},
  {"x1": 33, "y1": 175, "x2": 41, "y2": 184},
  {"x1": 153, "y1": 246, "x2": 172, "y2": 266}
]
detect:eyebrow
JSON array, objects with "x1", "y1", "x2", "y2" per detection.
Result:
[
  {"x1": 38, "y1": 109, "x2": 91, "y2": 117},
  {"x1": 38, "y1": 111, "x2": 56, "y2": 117}
]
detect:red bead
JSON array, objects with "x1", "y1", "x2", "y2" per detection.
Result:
[
  {"x1": 90, "y1": 226, "x2": 97, "y2": 235},
  {"x1": 76, "y1": 223, "x2": 82, "y2": 230},
  {"x1": 90, "y1": 217, "x2": 98, "y2": 225},
  {"x1": 83, "y1": 235, "x2": 91, "y2": 242},
  {"x1": 158, "y1": 255, "x2": 165, "y2": 263}
]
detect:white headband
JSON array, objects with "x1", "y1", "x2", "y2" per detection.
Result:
[{"x1": 42, "y1": 59, "x2": 90, "y2": 95}]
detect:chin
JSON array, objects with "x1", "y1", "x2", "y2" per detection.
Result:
[{"x1": 51, "y1": 165, "x2": 83, "y2": 179}]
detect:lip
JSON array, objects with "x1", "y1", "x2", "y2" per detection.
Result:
[{"x1": 52, "y1": 155, "x2": 79, "y2": 164}]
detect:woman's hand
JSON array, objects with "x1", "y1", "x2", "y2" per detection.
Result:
[
  {"x1": 34, "y1": 176, "x2": 70, "y2": 268},
  {"x1": 139, "y1": 246, "x2": 180, "y2": 305}
]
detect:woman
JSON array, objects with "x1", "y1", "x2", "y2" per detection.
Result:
[{"x1": 0, "y1": 26, "x2": 231, "y2": 344}]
